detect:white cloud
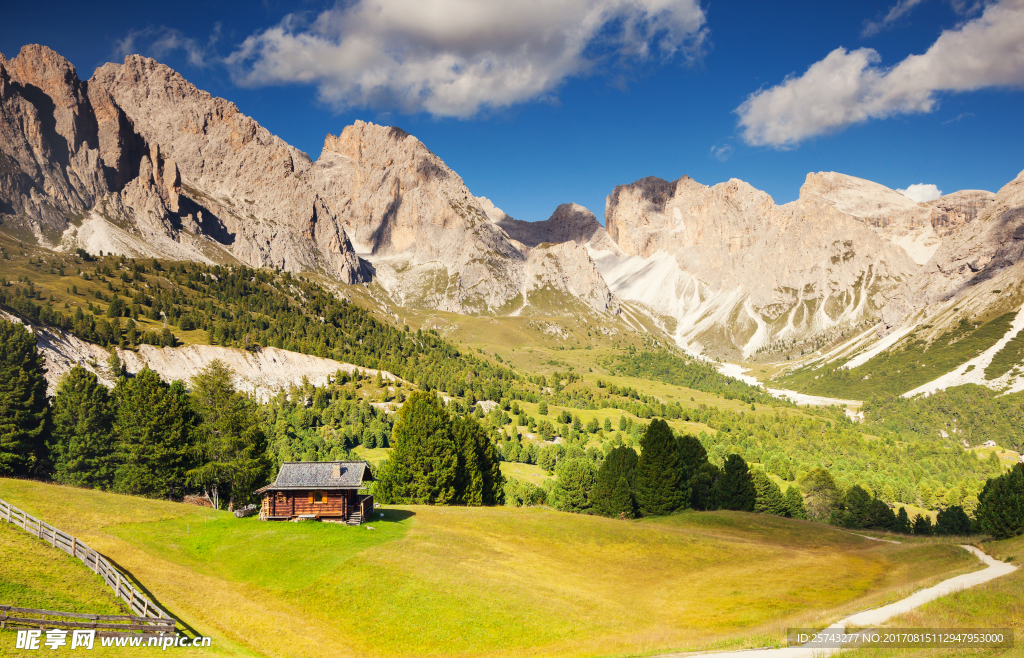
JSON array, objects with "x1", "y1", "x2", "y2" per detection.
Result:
[
  {"x1": 897, "y1": 183, "x2": 943, "y2": 202},
  {"x1": 862, "y1": 0, "x2": 927, "y2": 37},
  {"x1": 225, "y1": 0, "x2": 707, "y2": 117},
  {"x1": 736, "y1": 0, "x2": 1024, "y2": 147},
  {"x1": 114, "y1": 25, "x2": 221, "y2": 68},
  {"x1": 709, "y1": 143, "x2": 733, "y2": 161}
]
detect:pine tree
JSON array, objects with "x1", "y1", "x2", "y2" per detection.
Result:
[
  {"x1": 841, "y1": 485, "x2": 873, "y2": 528},
  {"x1": 591, "y1": 446, "x2": 638, "y2": 518},
  {"x1": 0, "y1": 319, "x2": 49, "y2": 476},
  {"x1": 691, "y1": 462, "x2": 722, "y2": 511},
  {"x1": 451, "y1": 414, "x2": 504, "y2": 505},
  {"x1": 752, "y1": 469, "x2": 786, "y2": 515},
  {"x1": 799, "y1": 467, "x2": 842, "y2": 522},
  {"x1": 553, "y1": 458, "x2": 596, "y2": 513},
  {"x1": 975, "y1": 464, "x2": 1024, "y2": 539},
  {"x1": 112, "y1": 368, "x2": 198, "y2": 499},
  {"x1": 935, "y1": 505, "x2": 972, "y2": 536},
  {"x1": 912, "y1": 513, "x2": 933, "y2": 536},
  {"x1": 538, "y1": 400, "x2": 548, "y2": 416},
  {"x1": 677, "y1": 433, "x2": 708, "y2": 482},
  {"x1": 608, "y1": 477, "x2": 634, "y2": 519},
  {"x1": 375, "y1": 392, "x2": 458, "y2": 505},
  {"x1": 783, "y1": 485, "x2": 807, "y2": 519},
  {"x1": 635, "y1": 419, "x2": 688, "y2": 516},
  {"x1": 49, "y1": 366, "x2": 114, "y2": 488},
  {"x1": 186, "y1": 360, "x2": 271, "y2": 510},
  {"x1": 718, "y1": 454, "x2": 756, "y2": 512},
  {"x1": 894, "y1": 506, "x2": 911, "y2": 533}
]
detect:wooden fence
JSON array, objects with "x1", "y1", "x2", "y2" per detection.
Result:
[
  {"x1": 0, "y1": 606, "x2": 175, "y2": 637},
  {"x1": 0, "y1": 497, "x2": 174, "y2": 631}
]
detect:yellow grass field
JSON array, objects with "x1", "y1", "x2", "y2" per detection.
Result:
[{"x1": 0, "y1": 478, "x2": 982, "y2": 658}]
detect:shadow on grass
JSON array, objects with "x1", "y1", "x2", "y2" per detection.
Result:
[
  {"x1": 370, "y1": 509, "x2": 415, "y2": 523},
  {"x1": 101, "y1": 554, "x2": 204, "y2": 640}
]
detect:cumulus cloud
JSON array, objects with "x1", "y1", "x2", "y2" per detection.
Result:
[
  {"x1": 736, "y1": 0, "x2": 1024, "y2": 147},
  {"x1": 224, "y1": 0, "x2": 707, "y2": 117},
  {"x1": 862, "y1": 0, "x2": 927, "y2": 37},
  {"x1": 897, "y1": 183, "x2": 943, "y2": 202}
]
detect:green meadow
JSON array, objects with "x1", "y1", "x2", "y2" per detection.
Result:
[{"x1": 0, "y1": 478, "x2": 983, "y2": 658}]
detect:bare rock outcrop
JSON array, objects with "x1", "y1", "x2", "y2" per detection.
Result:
[
  {"x1": 601, "y1": 174, "x2": 919, "y2": 356},
  {"x1": 497, "y1": 202, "x2": 603, "y2": 247},
  {"x1": 90, "y1": 55, "x2": 367, "y2": 283},
  {"x1": 308, "y1": 121, "x2": 616, "y2": 314},
  {"x1": 881, "y1": 168, "x2": 1024, "y2": 329},
  {"x1": 791, "y1": 172, "x2": 996, "y2": 266}
]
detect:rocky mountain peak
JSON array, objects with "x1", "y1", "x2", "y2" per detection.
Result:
[{"x1": 497, "y1": 202, "x2": 602, "y2": 248}]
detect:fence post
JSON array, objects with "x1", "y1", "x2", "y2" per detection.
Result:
[{"x1": 72, "y1": 537, "x2": 77, "y2": 558}]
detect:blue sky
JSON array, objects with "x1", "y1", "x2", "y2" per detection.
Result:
[{"x1": 3, "y1": 0, "x2": 1023, "y2": 222}]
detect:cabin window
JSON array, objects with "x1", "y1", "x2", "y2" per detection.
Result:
[{"x1": 313, "y1": 492, "x2": 326, "y2": 504}]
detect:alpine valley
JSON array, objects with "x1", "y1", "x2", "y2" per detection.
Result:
[{"x1": 3, "y1": 43, "x2": 1024, "y2": 403}]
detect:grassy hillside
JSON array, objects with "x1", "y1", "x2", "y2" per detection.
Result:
[
  {"x1": 777, "y1": 314, "x2": 1017, "y2": 399},
  {"x1": 844, "y1": 533, "x2": 1024, "y2": 658},
  {"x1": 0, "y1": 479, "x2": 983, "y2": 658}
]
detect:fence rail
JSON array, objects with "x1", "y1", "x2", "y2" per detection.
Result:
[
  {"x1": 0, "y1": 606, "x2": 175, "y2": 636},
  {"x1": 0, "y1": 497, "x2": 173, "y2": 630}
]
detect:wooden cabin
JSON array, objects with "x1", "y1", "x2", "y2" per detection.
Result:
[{"x1": 257, "y1": 461, "x2": 375, "y2": 525}]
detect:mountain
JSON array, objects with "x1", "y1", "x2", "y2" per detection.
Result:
[
  {"x1": 3, "y1": 44, "x2": 1024, "y2": 400},
  {"x1": 0, "y1": 45, "x2": 615, "y2": 316},
  {"x1": 592, "y1": 174, "x2": 919, "y2": 359},
  {"x1": 306, "y1": 121, "x2": 615, "y2": 315}
]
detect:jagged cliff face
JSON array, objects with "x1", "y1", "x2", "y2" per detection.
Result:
[
  {"x1": 307, "y1": 121, "x2": 615, "y2": 315},
  {"x1": 90, "y1": 54, "x2": 367, "y2": 283},
  {"x1": 881, "y1": 168, "x2": 1024, "y2": 331},
  {"x1": 598, "y1": 174, "x2": 919, "y2": 357},
  {"x1": 0, "y1": 45, "x2": 366, "y2": 281}
]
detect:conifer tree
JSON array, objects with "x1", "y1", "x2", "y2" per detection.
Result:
[
  {"x1": 841, "y1": 485, "x2": 873, "y2": 528},
  {"x1": 50, "y1": 366, "x2": 114, "y2": 488},
  {"x1": 912, "y1": 513, "x2": 933, "y2": 536},
  {"x1": 783, "y1": 485, "x2": 807, "y2": 519},
  {"x1": 894, "y1": 506, "x2": 911, "y2": 533},
  {"x1": 975, "y1": 464, "x2": 1024, "y2": 539},
  {"x1": 752, "y1": 469, "x2": 786, "y2": 515},
  {"x1": 112, "y1": 368, "x2": 198, "y2": 499},
  {"x1": 186, "y1": 360, "x2": 271, "y2": 510},
  {"x1": 553, "y1": 458, "x2": 596, "y2": 513},
  {"x1": 691, "y1": 462, "x2": 723, "y2": 511},
  {"x1": 718, "y1": 454, "x2": 756, "y2": 511},
  {"x1": 935, "y1": 505, "x2": 972, "y2": 536},
  {"x1": 0, "y1": 319, "x2": 49, "y2": 476},
  {"x1": 451, "y1": 414, "x2": 504, "y2": 505},
  {"x1": 591, "y1": 446, "x2": 638, "y2": 518},
  {"x1": 375, "y1": 391, "x2": 458, "y2": 504},
  {"x1": 799, "y1": 467, "x2": 842, "y2": 522},
  {"x1": 677, "y1": 433, "x2": 709, "y2": 482},
  {"x1": 635, "y1": 419, "x2": 688, "y2": 515}
]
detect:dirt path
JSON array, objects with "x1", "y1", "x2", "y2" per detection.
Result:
[{"x1": 657, "y1": 544, "x2": 1015, "y2": 658}]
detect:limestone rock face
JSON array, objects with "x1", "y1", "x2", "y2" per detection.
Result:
[
  {"x1": 791, "y1": 172, "x2": 996, "y2": 265},
  {"x1": 881, "y1": 168, "x2": 1024, "y2": 330},
  {"x1": 497, "y1": 202, "x2": 603, "y2": 247},
  {"x1": 600, "y1": 174, "x2": 920, "y2": 357},
  {"x1": 0, "y1": 46, "x2": 124, "y2": 244},
  {"x1": 308, "y1": 121, "x2": 616, "y2": 314},
  {"x1": 0, "y1": 46, "x2": 614, "y2": 316},
  {"x1": 90, "y1": 55, "x2": 366, "y2": 283}
]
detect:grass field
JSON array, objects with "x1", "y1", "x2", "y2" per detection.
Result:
[{"x1": 0, "y1": 478, "x2": 986, "y2": 658}]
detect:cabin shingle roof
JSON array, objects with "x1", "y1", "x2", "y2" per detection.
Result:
[{"x1": 257, "y1": 461, "x2": 372, "y2": 493}]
